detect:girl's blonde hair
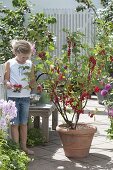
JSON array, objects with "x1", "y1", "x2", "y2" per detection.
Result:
[{"x1": 11, "y1": 40, "x2": 32, "y2": 54}]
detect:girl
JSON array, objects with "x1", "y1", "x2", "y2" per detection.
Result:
[{"x1": 4, "y1": 40, "x2": 37, "y2": 154}]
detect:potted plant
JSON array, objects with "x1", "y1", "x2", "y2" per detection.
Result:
[
  {"x1": 1, "y1": 0, "x2": 112, "y2": 159},
  {"x1": 32, "y1": 28, "x2": 106, "y2": 158}
]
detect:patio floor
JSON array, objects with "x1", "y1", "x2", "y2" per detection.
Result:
[{"x1": 28, "y1": 95, "x2": 113, "y2": 170}]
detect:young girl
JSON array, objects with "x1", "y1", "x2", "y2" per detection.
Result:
[{"x1": 4, "y1": 40, "x2": 37, "y2": 154}]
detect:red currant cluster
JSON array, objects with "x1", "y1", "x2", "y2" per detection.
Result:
[{"x1": 13, "y1": 84, "x2": 22, "y2": 92}]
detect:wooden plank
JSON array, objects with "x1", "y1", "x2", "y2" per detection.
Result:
[{"x1": 0, "y1": 64, "x2": 6, "y2": 100}]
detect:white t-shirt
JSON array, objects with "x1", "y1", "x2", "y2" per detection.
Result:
[{"x1": 7, "y1": 58, "x2": 32, "y2": 98}]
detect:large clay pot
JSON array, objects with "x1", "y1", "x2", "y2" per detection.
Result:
[{"x1": 56, "y1": 123, "x2": 97, "y2": 158}]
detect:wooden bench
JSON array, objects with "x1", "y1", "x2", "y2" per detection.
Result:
[{"x1": 29, "y1": 103, "x2": 58, "y2": 142}]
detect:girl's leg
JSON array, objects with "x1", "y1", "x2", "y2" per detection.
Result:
[
  {"x1": 11, "y1": 124, "x2": 19, "y2": 143},
  {"x1": 20, "y1": 124, "x2": 34, "y2": 154},
  {"x1": 8, "y1": 98, "x2": 19, "y2": 144},
  {"x1": 19, "y1": 124, "x2": 27, "y2": 150},
  {"x1": 19, "y1": 97, "x2": 34, "y2": 154}
]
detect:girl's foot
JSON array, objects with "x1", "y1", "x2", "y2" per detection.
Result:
[{"x1": 22, "y1": 148, "x2": 34, "y2": 155}]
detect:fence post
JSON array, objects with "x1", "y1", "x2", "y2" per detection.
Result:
[{"x1": 0, "y1": 64, "x2": 6, "y2": 100}]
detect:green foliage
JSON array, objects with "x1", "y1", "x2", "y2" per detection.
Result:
[
  {"x1": 12, "y1": 0, "x2": 29, "y2": 8},
  {"x1": 75, "y1": 0, "x2": 95, "y2": 12},
  {"x1": 75, "y1": 0, "x2": 113, "y2": 24},
  {"x1": 100, "y1": 0, "x2": 109, "y2": 7},
  {"x1": 27, "y1": 128, "x2": 46, "y2": 146},
  {"x1": 0, "y1": 133, "x2": 30, "y2": 170},
  {"x1": 91, "y1": 0, "x2": 113, "y2": 76},
  {"x1": 0, "y1": 0, "x2": 56, "y2": 63},
  {"x1": 99, "y1": 0, "x2": 113, "y2": 22},
  {"x1": 34, "y1": 27, "x2": 107, "y2": 129},
  {"x1": 0, "y1": 1, "x2": 28, "y2": 63},
  {"x1": 75, "y1": 0, "x2": 111, "y2": 14},
  {"x1": 27, "y1": 13, "x2": 56, "y2": 52},
  {"x1": 106, "y1": 118, "x2": 113, "y2": 139}
]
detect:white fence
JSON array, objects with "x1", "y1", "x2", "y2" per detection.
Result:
[
  {"x1": 0, "y1": 64, "x2": 6, "y2": 100},
  {"x1": 44, "y1": 9, "x2": 96, "y2": 57}
]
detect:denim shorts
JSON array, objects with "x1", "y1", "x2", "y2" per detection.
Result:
[{"x1": 8, "y1": 97, "x2": 30, "y2": 125}]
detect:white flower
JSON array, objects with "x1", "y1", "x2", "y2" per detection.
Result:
[{"x1": 0, "y1": 99, "x2": 17, "y2": 131}]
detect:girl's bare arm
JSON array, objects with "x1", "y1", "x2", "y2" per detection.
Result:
[{"x1": 4, "y1": 62, "x2": 12, "y2": 89}]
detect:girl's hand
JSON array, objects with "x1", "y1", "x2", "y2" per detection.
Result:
[{"x1": 6, "y1": 81, "x2": 13, "y2": 89}]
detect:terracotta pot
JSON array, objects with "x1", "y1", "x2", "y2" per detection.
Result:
[{"x1": 56, "y1": 123, "x2": 97, "y2": 158}]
